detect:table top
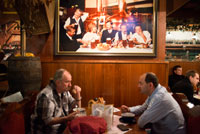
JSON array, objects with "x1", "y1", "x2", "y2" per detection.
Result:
[
  {"x1": 113, "y1": 111, "x2": 146, "y2": 134},
  {"x1": 63, "y1": 107, "x2": 146, "y2": 134},
  {"x1": 76, "y1": 45, "x2": 153, "y2": 54}
]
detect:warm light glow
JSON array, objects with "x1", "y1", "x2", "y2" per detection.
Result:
[
  {"x1": 97, "y1": 0, "x2": 102, "y2": 12},
  {"x1": 118, "y1": 0, "x2": 125, "y2": 12}
]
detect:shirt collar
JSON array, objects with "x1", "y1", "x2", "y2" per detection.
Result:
[
  {"x1": 72, "y1": 15, "x2": 80, "y2": 22},
  {"x1": 148, "y1": 84, "x2": 161, "y2": 102}
]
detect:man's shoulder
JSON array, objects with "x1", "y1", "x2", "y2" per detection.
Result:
[{"x1": 38, "y1": 85, "x2": 53, "y2": 98}]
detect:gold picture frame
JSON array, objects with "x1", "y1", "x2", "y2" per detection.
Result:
[{"x1": 55, "y1": 0, "x2": 158, "y2": 56}]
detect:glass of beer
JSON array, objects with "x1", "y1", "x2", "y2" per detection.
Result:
[
  {"x1": 122, "y1": 39, "x2": 127, "y2": 48},
  {"x1": 106, "y1": 38, "x2": 111, "y2": 45},
  {"x1": 91, "y1": 40, "x2": 96, "y2": 49},
  {"x1": 128, "y1": 39, "x2": 134, "y2": 48},
  {"x1": 95, "y1": 37, "x2": 99, "y2": 44}
]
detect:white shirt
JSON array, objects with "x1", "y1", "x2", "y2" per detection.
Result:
[
  {"x1": 131, "y1": 31, "x2": 151, "y2": 44},
  {"x1": 82, "y1": 32, "x2": 99, "y2": 42},
  {"x1": 64, "y1": 13, "x2": 89, "y2": 34},
  {"x1": 114, "y1": 32, "x2": 128, "y2": 41}
]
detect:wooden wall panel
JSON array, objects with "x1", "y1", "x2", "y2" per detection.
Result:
[
  {"x1": 34, "y1": 0, "x2": 168, "y2": 109},
  {"x1": 41, "y1": 62, "x2": 168, "y2": 107},
  {"x1": 169, "y1": 61, "x2": 200, "y2": 75}
]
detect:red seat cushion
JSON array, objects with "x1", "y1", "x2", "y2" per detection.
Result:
[
  {"x1": 69, "y1": 116, "x2": 107, "y2": 134},
  {"x1": 0, "y1": 112, "x2": 25, "y2": 134}
]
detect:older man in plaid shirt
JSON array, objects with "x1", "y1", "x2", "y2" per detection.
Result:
[{"x1": 31, "y1": 69, "x2": 82, "y2": 134}]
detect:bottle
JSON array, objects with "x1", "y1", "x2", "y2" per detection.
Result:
[{"x1": 186, "y1": 50, "x2": 189, "y2": 60}]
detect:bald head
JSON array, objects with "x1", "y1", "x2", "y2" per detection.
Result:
[
  {"x1": 54, "y1": 69, "x2": 72, "y2": 93},
  {"x1": 53, "y1": 68, "x2": 70, "y2": 82}
]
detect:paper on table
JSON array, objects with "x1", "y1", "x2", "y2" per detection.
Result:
[
  {"x1": 1, "y1": 91, "x2": 23, "y2": 103},
  {"x1": 107, "y1": 115, "x2": 132, "y2": 134}
]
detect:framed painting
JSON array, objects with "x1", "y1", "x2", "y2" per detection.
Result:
[{"x1": 55, "y1": 0, "x2": 158, "y2": 56}]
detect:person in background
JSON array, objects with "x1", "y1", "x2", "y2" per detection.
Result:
[
  {"x1": 60, "y1": 25, "x2": 81, "y2": 51},
  {"x1": 101, "y1": 21, "x2": 118, "y2": 43},
  {"x1": 172, "y1": 70, "x2": 200, "y2": 105},
  {"x1": 131, "y1": 25, "x2": 151, "y2": 45},
  {"x1": 80, "y1": 23, "x2": 99, "y2": 48},
  {"x1": 168, "y1": 65, "x2": 185, "y2": 90},
  {"x1": 114, "y1": 23, "x2": 130, "y2": 42},
  {"x1": 64, "y1": 8, "x2": 89, "y2": 40},
  {"x1": 31, "y1": 69, "x2": 82, "y2": 134},
  {"x1": 121, "y1": 72, "x2": 186, "y2": 134}
]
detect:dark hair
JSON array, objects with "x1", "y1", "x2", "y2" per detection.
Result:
[
  {"x1": 172, "y1": 65, "x2": 182, "y2": 74},
  {"x1": 106, "y1": 20, "x2": 113, "y2": 25},
  {"x1": 185, "y1": 70, "x2": 198, "y2": 79},
  {"x1": 145, "y1": 73, "x2": 159, "y2": 88},
  {"x1": 76, "y1": 8, "x2": 83, "y2": 12},
  {"x1": 65, "y1": 25, "x2": 75, "y2": 32}
]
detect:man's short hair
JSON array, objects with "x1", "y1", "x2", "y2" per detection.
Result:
[
  {"x1": 65, "y1": 25, "x2": 75, "y2": 33},
  {"x1": 75, "y1": 8, "x2": 83, "y2": 12},
  {"x1": 106, "y1": 20, "x2": 113, "y2": 25},
  {"x1": 145, "y1": 72, "x2": 159, "y2": 88},
  {"x1": 172, "y1": 65, "x2": 182, "y2": 72},
  {"x1": 53, "y1": 68, "x2": 67, "y2": 82},
  {"x1": 185, "y1": 70, "x2": 198, "y2": 79}
]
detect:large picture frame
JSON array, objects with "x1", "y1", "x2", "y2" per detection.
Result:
[{"x1": 55, "y1": 0, "x2": 158, "y2": 56}]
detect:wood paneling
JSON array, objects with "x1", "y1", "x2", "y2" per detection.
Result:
[
  {"x1": 41, "y1": 61, "x2": 168, "y2": 107},
  {"x1": 169, "y1": 61, "x2": 200, "y2": 75},
  {"x1": 35, "y1": 0, "x2": 167, "y2": 108}
]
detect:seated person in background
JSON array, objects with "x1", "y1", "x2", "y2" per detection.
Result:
[
  {"x1": 114, "y1": 23, "x2": 130, "y2": 47},
  {"x1": 101, "y1": 21, "x2": 118, "y2": 43},
  {"x1": 80, "y1": 23, "x2": 99, "y2": 48},
  {"x1": 131, "y1": 25, "x2": 151, "y2": 45},
  {"x1": 60, "y1": 25, "x2": 82, "y2": 51},
  {"x1": 64, "y1": 8, "x2": 89, "y2": 40},
  {"x1": 31, "y1": 69, "x2": 82, "y2": 134},
  {"x1": 168, "y1": 65, "x2": 185, "y2": 90},
  {"x1": 114, "y1": 23, "x2": 130, "y2": 42},
  {"x1": 172, "y1": 70, "x2": 200, "y2": 105},
  {"x1": 121, "y1": 72, "x2": 186, "y2": 134}
]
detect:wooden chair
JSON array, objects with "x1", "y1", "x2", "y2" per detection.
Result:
[{"x1": 172, "y1": 93, "x2": 200, "y2": 134}]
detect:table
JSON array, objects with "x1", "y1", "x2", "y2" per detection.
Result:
[
  {"x1": 64, "y1": 108, "x2": 146, "y2": 134},
  {"x1": 113, "y1": 111, "x2": 146, "y2": 134},
  {"x1": 76, "y1": 46, "x2": 153, "y2": 53}
]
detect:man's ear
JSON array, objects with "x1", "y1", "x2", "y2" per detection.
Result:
[
  {"x1": 149, "y1": 82, "x2": 154, "y2": 89},
  {"x1": 188, "y1": 76, "x2": 192, "y2": 81}
]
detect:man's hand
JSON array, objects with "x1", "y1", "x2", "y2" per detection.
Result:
[
  {"x1": 65, "y1": 111, "x2": 77, "y2": 121},
  {"x1": 121, "y1": 105, "x2": 130, "y2": 113},
  {"x1": 72, "y1": 85, "x2": 81, "y2": 100}
]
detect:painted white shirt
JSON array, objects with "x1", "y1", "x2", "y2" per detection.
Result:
[
  {"x1": 64, "y1": 13, "x2": 89, "y2": 34},
  {"x1": 82, "y1": 32, "x2": 99, "y2": 42},
  {"x1": 131, "y1": 31, "x2": 151, "y2": 44}
]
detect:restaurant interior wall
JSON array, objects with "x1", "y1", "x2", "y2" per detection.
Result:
[{"x1": 0, "y1": 0, "x2": 168, "y2": 107}]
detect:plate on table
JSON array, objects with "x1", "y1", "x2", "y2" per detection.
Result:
[
  {"x1": 73, "y1": 107, "x2": 86, "y2": 116},
  {"x1": 120, "y1": 112, "x2": 136, "y2": 124},
  {"x1": 97, "y1": 43, "x2": 110, "y2": 51}
]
